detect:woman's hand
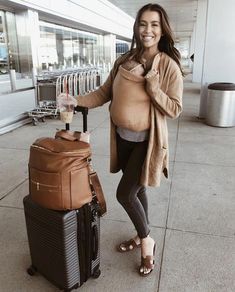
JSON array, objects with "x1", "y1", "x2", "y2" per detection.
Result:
[
  {"x1": 145, "y1": 69, "x2": 160, "y2": 97},
  {"x1": 56, "y1": 93, "x2": 78, "y2": 110}
]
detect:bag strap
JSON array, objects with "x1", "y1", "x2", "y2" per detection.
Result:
[
  {"x1": 88, "y1": 160, "x2": 107, "y2": 216},
  {"x1": 55, "y1": 130, "x2": 81, "y2": 141}
]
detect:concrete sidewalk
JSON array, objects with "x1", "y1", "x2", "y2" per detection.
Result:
[{"x1": 0, "y1": 76, "x2": 234, "y2": 292}]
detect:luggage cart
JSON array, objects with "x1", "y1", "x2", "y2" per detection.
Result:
[
  {"x1": 28, "y1": 106, "x2": 58, "y2": 126},
  {"x1": 28, "y1": 68, "x2": 101, "y2": 125},
  {"x1": 28, "y1": 72, "x2": 59, "y2": 125}
]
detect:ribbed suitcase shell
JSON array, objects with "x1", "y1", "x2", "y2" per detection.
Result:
[{"x1": 23, "y1": 195, "x2": 100, "y2": 291}]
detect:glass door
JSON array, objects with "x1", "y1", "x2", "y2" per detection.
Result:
[{"x1": 0, "y1": 11, "x2": 9, "y2": 75}]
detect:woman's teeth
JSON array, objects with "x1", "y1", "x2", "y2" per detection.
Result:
[{"x1": 143, "y1": 36, "x2": 153, "y2": 41}]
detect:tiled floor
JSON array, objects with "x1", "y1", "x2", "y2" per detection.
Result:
[{"x1": 0, "y1": 75, "x2": 234, "y2": 291}]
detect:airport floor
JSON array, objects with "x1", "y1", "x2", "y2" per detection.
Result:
[{"x1": 0, "y1": 75, "x2": 235, "y2": 291}]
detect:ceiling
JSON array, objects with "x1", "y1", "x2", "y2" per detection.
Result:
[{"x1": 108, "y1": 0, "x2": 198, "y2": 40}]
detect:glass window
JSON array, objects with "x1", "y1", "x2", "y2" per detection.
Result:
[
  {"x1": 63, "y1": 28, "x2": 72, "y2": 68},
  {"x1": 0, "y1": 11, "x2": 8, "y2": 75},
  {"x1": 39, "y1": 21, "x2": 105, "y2": 70},
  {"x1": 39, "y1": 25, "x2": 58, "y2": 70},
  {"x1": 71, "y1": 30, "x2": 79, "y2": 67},
  {"x1": 97, "y1": 34, "x2": 104, "y2": 65},
  {"x1": 55, "y1": 27, "x2": 64, "y2": 69},
  {"x1": 5, "y1": 11, "x2": 20, "y2": 73},
  {"x1": 0, "y1": 10, "x2": 29, "y2": 95},
  {"x1": 116, "y1": 40, "x2": 130, "y2": 58}
]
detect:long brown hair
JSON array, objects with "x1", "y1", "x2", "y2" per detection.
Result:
[{"x1": 121, "y1": 3, "x2": 183, "y2": 75}]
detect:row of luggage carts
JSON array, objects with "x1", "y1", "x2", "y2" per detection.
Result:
[{"x1": 28, "y1": 68, "x2": 101, "y2": 125}]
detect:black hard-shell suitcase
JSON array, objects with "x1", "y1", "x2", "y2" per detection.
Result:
[{"x1": 24, "y1": 195, "x2": 101, "y2": 291}]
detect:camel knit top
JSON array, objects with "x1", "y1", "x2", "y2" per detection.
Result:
[{"x1": 110, "y1": 65, "x2": 151, "y2": 132}]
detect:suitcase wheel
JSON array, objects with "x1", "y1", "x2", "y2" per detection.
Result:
[
  {"x1": 63, "y1": 283, "x2": 79, "y2": 292},
  {"x1": 92, "y1": 269, "x2": 101, "y2": 279},
  {"x1": 27, "y1": 265, "x2": 37, "y2": 276},
  {"x1": 32, "y1": 118, "x2": 38, "y2": 126}
]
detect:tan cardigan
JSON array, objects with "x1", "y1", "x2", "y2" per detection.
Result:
[{"x1": 77, "y1": 52, "x2": 183, "y2": 187}]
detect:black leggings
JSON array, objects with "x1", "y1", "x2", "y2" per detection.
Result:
[{"x1": 116, "y1": 134, "x2": 150, "y2": 239}]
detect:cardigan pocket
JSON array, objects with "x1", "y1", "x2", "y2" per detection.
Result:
[
  {"x1": 161, "y1": 147, "x2": 168, "y2": 178},
  {"x1": 154, "y1": 146, "x2": 168, "y2": 178}
]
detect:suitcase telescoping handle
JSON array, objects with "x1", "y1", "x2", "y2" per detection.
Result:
[
  {"x1": 65, "y1": 106, "x2": 88, "y2": 132},
  {"x1": 75, "y1": 106, "x2": 88, "y2": 132},
  {"x1": 92, "y1": 225, "x2": 99, "y2": 260}
]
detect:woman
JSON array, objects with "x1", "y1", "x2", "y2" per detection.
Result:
[{"x1": 60, "y1": 3, "x2": 183, "y2": 276}]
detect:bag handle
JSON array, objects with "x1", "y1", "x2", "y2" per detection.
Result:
[
  {"x1": 88, "y1": 160, "x2": 107, "y2": 216},
  {"x1": 55, "y1": 130, "x2": 81, "y2": 141}
]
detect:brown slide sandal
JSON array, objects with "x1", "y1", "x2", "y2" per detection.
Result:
[
  {"x1": 117, "y1": 239, "x2": 141, "y2": 252},
  {"x1": 139, "y1": 243, "x2": 156, "y2": 277}
]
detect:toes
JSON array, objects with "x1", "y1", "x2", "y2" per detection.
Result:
[
  {"x1": 119, "y1": 243, "x2": 133, "y2": 251},
  {"x1": 139, "y1": 265, "x2": 151, "y2": 275},
  {"x1": 144, "y1": 267, "x2": 150, "y2": 275},
  {"x1": 119, "y1": 245, "x2": 126, "y2": 251}
]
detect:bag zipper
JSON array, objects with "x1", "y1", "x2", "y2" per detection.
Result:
[
  {"x1": 31, "y1": 144, "x2": 91, "y2": 156},
  {"x1": 31, "y1": 179, "x2": 60, "y2": 191}
]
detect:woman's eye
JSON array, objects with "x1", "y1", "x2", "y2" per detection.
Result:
[{"x1": 139, "y1": 23, "x2": 159, "y2": 28}]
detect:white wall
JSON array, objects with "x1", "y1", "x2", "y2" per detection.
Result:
[
  {"x1": 192, "y1": 0, "x2": 207, "y2": 83},
  {"x1": 189, "y1": 23, "x2": 196, "y2": 59},
  {"x1": 202, "y1": 0, "x2": 235, "y2": 83},
  {"x1": 199, "y1": 0, "x2": 235, "y2": 117},
  {"x1": 8, "y1": 0, "x2": 134, "y2": 40}
]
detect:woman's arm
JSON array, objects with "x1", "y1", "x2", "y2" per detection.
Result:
[
  {"x1": 76, "y1": 72, "x2": 112, "y2": 109},
  {"x1": 76, "y1": 57, "x2": 123, "y2": 109}
]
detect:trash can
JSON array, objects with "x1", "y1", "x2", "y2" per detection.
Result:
[{"x1": 206, "y1": 82, "x2": 235, "y2": 127}]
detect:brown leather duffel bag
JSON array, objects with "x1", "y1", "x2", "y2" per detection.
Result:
[{"x1": 28, "y1": 130, "x2": 106, "y2": 215}]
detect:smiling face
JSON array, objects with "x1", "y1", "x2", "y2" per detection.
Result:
[{"x1": 138, "y1": 10, "x2": 162, "y2": 54}]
